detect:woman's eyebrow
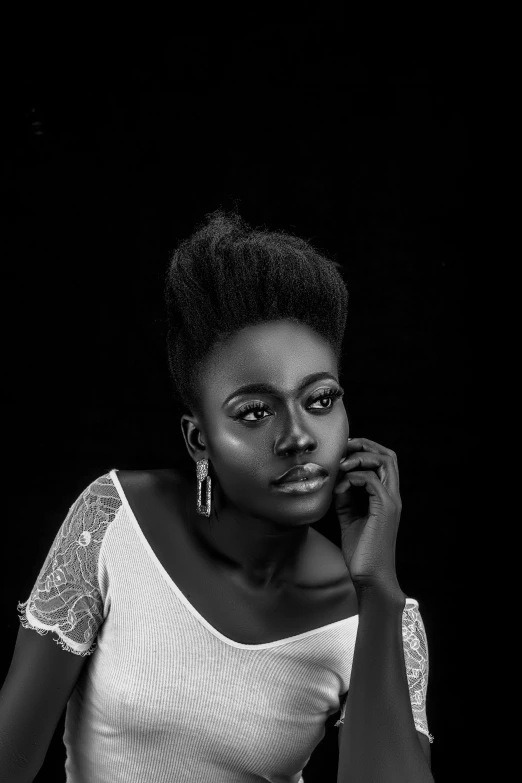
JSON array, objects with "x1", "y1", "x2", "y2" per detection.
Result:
[{"x1": 222, "y1": 372, "x2": 339, "y2": 407}]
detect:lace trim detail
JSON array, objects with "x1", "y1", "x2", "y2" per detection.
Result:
[
  {"x1": 334, "y1": 598, "x2": 434, "y2": 743},
  {"x1": 17, "y1": 473, "x2": 121, "y2": 657},
  {"x1": 17, "y1": 603, "x2": 98, "y2": 657}
]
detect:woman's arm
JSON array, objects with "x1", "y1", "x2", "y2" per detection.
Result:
[{"x1": 337, "y1": 585, "x2": 435, "y2": 783}]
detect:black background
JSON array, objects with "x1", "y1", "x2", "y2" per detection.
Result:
[{"x1": 3, "y1": 18, "x2": 479, "y2": 783}]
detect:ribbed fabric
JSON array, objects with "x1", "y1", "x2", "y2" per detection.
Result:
[{"x1": 17, "y1": 470, "x2": 432, "y2": 783}]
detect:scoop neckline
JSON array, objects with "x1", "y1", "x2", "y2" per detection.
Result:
[{"x1": 108, "y1": 468, "x2": 361, "y2": 650}]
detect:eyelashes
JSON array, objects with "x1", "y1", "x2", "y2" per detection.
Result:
[{"x1": 233, "y1": 387, "x2": 345, "y2": 422}]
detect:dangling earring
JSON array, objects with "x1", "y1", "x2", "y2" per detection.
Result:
[{"x1": 196, "y1": 458, "x2": 212, "y2": 517}]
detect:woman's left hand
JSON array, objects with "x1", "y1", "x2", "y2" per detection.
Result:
[{"x1": 333, "y1": 437, "x2": 403, "y2": 594}]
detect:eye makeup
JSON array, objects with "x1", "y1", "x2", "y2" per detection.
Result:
[{"x1": 233, "y1": 386, "x2": 344, "y2": 422}]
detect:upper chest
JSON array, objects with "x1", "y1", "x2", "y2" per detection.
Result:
[{"x1": 116, "y1": 468, "x2": 358, "y2": 645}]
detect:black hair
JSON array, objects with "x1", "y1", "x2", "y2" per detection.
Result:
[{"x1": 163, "y1": 207, "x2": 349, "y2": 419}]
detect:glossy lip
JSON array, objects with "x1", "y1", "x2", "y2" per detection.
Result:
[
  {"x1": 272, "y1": 462, "x2": 328, "y2": 485},
  {"x1": 271, "y1": 474, "x2": 329, "y2": 494}
]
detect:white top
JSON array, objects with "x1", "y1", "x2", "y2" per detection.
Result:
[{"x1": 17, "y1": 470, "x2": 433, "y2": 783}]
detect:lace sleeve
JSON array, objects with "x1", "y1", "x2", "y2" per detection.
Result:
[
  {"x1": 17, "y1": 473, "x2": 121, "y2": 657},
  {"x1": 401, "y1": 598, "x2": 434, "y2": 743},
  {"x1": 334, "y1": 597, "x2": 434, "y2": 744}
]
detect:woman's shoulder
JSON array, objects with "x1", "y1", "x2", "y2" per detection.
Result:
[
  {"x1": 304, "y1": 527, "x2": 351, "y2": 588},
  {"x1": 115, "y1": 467, "x2": 192, "y2": 518},
  {"x1": 115, "y1": 467, "x2": 187, "y2": 489}
]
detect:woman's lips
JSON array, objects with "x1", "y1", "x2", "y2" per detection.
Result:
[{"x1": 271, "y1": 475, "x2": 329, "y2": 494}]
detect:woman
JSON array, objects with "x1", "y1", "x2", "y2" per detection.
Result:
[{"x1": 8, "y1": 209, "x2": 433, "y2": 782}]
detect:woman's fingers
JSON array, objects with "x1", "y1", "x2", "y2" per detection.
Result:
[{"x1": 340, "y1": 450, "x2": 399, "y2": 497}]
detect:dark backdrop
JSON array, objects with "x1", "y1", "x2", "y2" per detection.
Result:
[{"x1": 3, "y1": 21, "x2": 477, "y2": 783}]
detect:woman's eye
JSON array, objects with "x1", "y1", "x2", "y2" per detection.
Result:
[
  {"x1": 240, "y1": 407, "x2": 270, "y2": 422},
  {"x1": 234, "y1": 389, "x2": 344, "y2": 422}
]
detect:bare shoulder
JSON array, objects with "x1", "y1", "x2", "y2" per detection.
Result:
[
  {"x1": 300, "y1": 527, "x2": 351, "y2": 588},
  {"x1": 115, "y1": 468, "x2": 181, "y2": 490},
  {"x1": 299, "y1": 528, "x2": 357, "y2": 618},
  {"x1": 115, "y1": 468, "x2": 188, "y2": 515},
  {"x1": 114, "y1": 468, "x2": 146, "y2": 488}
]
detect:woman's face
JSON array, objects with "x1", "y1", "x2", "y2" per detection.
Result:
[{"x1": 181, "y1": 319, "x2": 350, "y2": 529}]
